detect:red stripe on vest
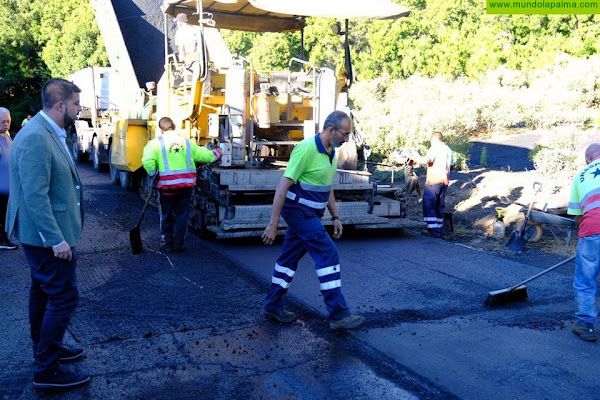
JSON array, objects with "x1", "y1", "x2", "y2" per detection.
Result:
[{"x1": 158, "y1": 171, "x2": 197, "y2": 191}]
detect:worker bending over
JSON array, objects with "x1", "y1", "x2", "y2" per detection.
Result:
[{"x1": 142, "y1": 117, "x2": 221, "y2": 252}]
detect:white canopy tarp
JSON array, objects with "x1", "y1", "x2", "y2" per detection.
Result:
[
  {"x1": 248, "y1": 0, "x2": 410, "y2": 20},
  {"x1": 163, "y1": 0, "x2": 409, "y2": 32}
]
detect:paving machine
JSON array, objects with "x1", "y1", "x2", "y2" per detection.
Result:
[{"x1": 92, "y1": 0, "x2": 421, "y2": 238}]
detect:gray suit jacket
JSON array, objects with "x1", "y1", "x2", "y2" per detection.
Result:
[{"x1": 6, "y1": 113, "x2": 84, "y2": 247}]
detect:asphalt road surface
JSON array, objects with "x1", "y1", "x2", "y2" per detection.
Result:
[
  {"x1": 469, "y1": 132, "x2": 540, "y2": 172},
  {"x1": 1, "y1": 163, "x2": 599, "y2": 399}
]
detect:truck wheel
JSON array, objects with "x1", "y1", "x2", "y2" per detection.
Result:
[
  {"x1": 92, "y1": 137, "x2": 102, "y2": 172},
  {"x1": 189, "y1": 190, "x2": 215, "y2": 239},
  {"x1": 71, "y1": 133, "x2": 87, "y2": 163},
  {"x1": 120, "y1": 171, "x2": 134, "y2": 191},
  {"x1": 108, "y1": 149, "x2": 119, "y2": 184}
]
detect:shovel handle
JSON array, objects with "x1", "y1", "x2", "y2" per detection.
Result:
[
  {"x1": 134, "y1": 177, "x2": 158, "y2": 228},
  {"x1": 509, "y1": 255, "x2": 575, "y2": 292},
  {"x1": 520, "y1": 181, "x2": 543, "y2": 234}
]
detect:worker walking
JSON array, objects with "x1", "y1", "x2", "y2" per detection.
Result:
[
  {"x1": 567, "y1": 143, "x2": 600, "y2": 342},
  {"x1": 261, "y1": 110, "x2": 365, "y2": 330},
  {"x1": 410, "y1": 132, "x2": 453, "y2": 238},
  {"x1": 142, "y1": 117, "x2": 221, "y2": 252}
]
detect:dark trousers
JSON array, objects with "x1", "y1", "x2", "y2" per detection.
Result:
[
  {"x1": 423, "y1": 183, "x2": 448, "y2": 237},
  {"x1": 22, "y1": 244, "x2": 79, "y2": 374},
  {"x1": 264, "y1": 204, "x2": 350, "y2": 320},
  {"x1": 159, "y1": 188, "x2": 193, "y2": 247},
  {"x1": 0, "y1": 193, "x2": 8, "y2": 241}
]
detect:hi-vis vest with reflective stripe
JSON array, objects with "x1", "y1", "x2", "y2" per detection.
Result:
[
  {"x1": 157, "y1": 136, "x2": 196, "y2": 191},
  {"x1": 286, "y1": 181, "x2": 331, "y2": 216}
]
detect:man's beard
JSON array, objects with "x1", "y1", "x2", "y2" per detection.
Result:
[
  {"x1": 330, "y1": 138, "x2": 343, "y2": 149},
  {"x1": 63, "y1": 112, "x2": 75, "y2": 128}
]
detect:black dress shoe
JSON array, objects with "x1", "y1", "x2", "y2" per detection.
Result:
[
  {"x1": 33, "y1": 365, "x2": 90, "y2": 389},
  {"x1": 58, "y1": 346, "x2": 84, "y2": 362}
]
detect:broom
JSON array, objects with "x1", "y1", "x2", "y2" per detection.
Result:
[{"x1": 484, "y1": 255, "x2": 575, "y2": 307}]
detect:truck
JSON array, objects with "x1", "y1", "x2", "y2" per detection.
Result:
[
  {"x1": 68, "y1": 67, "x2": 121, "y2": 171},
  {"x1": 90, "y1": 0, "x2": 422, "y2": 238}
]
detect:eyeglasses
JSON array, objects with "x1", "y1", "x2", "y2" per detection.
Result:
[{"x1": 334, "y1": 128, "x2": 352, "y2": 137}]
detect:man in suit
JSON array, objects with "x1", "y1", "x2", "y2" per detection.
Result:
[{"x1": 7, "y1": 78, "x2": 89, "y2": 389}]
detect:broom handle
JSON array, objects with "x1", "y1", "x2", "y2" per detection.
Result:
[{"x1": 509, "y1": 255, "x2": 576, "y2": 292}]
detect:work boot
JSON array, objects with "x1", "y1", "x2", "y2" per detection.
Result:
[
  {"x1": 58, "y1": 346, "x2": 85, "y2": 362},
  {"x1": 264, "y1": 309, "x2": 297, "y2": 324},
  {"x1": 420, "y1": 229, "x2": 442, "y2": 239},
  {"x1": 33, "y1": 365, "x2": 90, "y2": 389},
  {"x1": 572, "y1": 321, "x2": 597, "y2": 342},
  {"x1": 0, "y1": 238, "x2": 18, "y2": 250},
  {"x1": 329, "y1": 314, "x2": 366, "y2": 330}
]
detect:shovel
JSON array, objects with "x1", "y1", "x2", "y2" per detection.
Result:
[
  {"x1": 130, "y1": 177, "x2": 158, "y2": 255},
  {"x1": 506, "y1": 181, "x2": 542, "y2": 252}
]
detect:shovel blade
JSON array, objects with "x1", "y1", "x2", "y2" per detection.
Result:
[
  {"x1": 130, "y1": 226, "x2": 144, "y2": 255},
  {"x1": 506, "y1": 231, "x2": 526, "y2": 252}
]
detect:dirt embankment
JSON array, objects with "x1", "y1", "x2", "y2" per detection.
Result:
[{"x1": 404, "y1": 130, "x2": 579, "y2": 260}]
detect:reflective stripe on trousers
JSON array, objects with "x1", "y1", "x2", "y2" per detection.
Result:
[
  {"x1": 423, "y1": 183, "x2": 447, "y2": 235},
  {"x1": 264, "y1": 204, "x2": 350, "y2": 320}
]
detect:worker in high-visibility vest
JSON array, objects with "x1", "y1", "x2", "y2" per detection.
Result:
[
  {"x1": 142, "y1": 117, "x2": 221, "y2": 252},
  {"x1": 410, "y1": 132, "x2": 453, "y2": 238},
  {"x1": 261, "y1": 110, "x2": 365, "y2": 330},
  {"x1": 568, "y1": 143, "x2": 600, "y2": 342}
]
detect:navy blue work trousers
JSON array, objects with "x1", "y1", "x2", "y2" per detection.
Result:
[
  {"x1": 423, "y1": 183, "x2": 447, "y2": 237},
  {"x1": 22, "y1": 244, "x2": 79, "y2": 374},
  {"x1": 264, "y1": 203, "x2": 351, "y2": 320},
  {"x1": 159, "y1": 188, "x2": 193, "y2": 247}
]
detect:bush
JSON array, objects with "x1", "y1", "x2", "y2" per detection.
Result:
[
  {"x1": 350, "y1": 55, "x2": 600, "y2": 168},
  {"x1": 530, "y1": 126, "x2": 587, "y2": 181},
  {"x1": 480, "y1": 146, "x2": 488, "y2": 167}
]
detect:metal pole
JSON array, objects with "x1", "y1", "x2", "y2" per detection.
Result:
[
  {"x1": 164, "y1": 12, "x2": 170, "y2": 115},
  {"x1": 301, "y1": 28, "x2": 305, "y2": 60}
]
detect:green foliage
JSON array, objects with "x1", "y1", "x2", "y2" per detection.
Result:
[
  {"x1": 530, "y1": 126, "x2": 585, "y2": 180},
  {"x1": 222, "y1": 1, "x2": 600, "y2": 81},
  {"x1": 30, "y1": 0, "x2": 108, "y2": 77},
  {"x1": 480, "y1": 147, "x2": 488, "y2": 167},
  {"x1": 0, "y1": 0, "x2": 49, "y2": 126},
  {"x1": 0, "y1": 0, "x2": 107, "y2": 125},
  {"x1": 349, "y1": 54, "x2": 599, "y2": 170},
  {"x1": 249, "y1": 33, "x2": 301, "y2": 72}
]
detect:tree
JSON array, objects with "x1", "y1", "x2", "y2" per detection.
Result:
[
  {"x1": 0, "y1": 0, "x2": 49, "y2": 127},
  {"x1": 0, "y1": 0, "x2": 108, "y2": 125},
  {"x1": 29, "y1": 0, "x2": 108, "y2": 78}
]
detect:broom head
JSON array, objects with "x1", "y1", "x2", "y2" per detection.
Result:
[{"x1": 484, "y1": 285, "x2": 528, "y2": 307}]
